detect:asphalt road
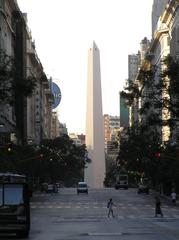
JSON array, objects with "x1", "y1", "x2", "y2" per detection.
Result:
[{"x1": 1, "y1": 187, "x2": 179, "y2": 239}]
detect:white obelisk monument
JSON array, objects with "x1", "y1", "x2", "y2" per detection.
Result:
[{"x1": 85, "y1": 41, "x2": 106, "y2": 188}]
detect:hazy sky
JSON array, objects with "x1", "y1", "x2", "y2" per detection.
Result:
[{"x1": 17, "y1": 0, "x2": 153, "y2": 134}]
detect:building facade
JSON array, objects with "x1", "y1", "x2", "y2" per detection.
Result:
[
  {"x1": 130, "y1": 0, "x2": 179, "y2": 144},
  {"x1": 104, "y1": 114, "x2": 120, "y2": 170},
  {"x1": 104, "y1": 114, "x2": 120, "y2": 154},
  {"x1": 51, "y1": 111, "x2": 60, "y2": 139},
  {"x1": 0, "y1": 0, "x2": 54, "y2": 145}
]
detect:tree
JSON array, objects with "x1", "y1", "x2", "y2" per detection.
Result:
[
  {"x1": 117, "y1": 125, "x2": 162, "y2": 187},
  {"x1": 0, "y1": 134, "x2": 91, "y2": 187},
  {"x1": 121, "y1": 55, "x2": 179, "y2": 135},
  {"x1": 0, "y1": 48, "x2": 36, "y2": 105},
  {"x1": 120, "y1": 55, "x2": 179, "y2": 193},
  {"x1": 104, "y1": 161, "x2": 116, "y2": 187},
  {"x1": 39, "y1": 135, "x2": 90, "y2": 185}
]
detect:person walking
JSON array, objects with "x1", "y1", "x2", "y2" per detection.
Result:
[
  {"x1": 155, "y1": 196, "x2": 163, "y2": 217},
  {"x1": 171, "y1": 191, "x2": 177, "y2": 204},
  {"x1": 107, "y1": 198, "x2": 116, "y2": 218}
]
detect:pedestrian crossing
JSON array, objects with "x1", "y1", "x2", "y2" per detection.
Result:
[
  {"x1": 31, "y1": 214, "x2": 179, "y2": 220},
  {"x1": 30, "y1": 201, "x2": 179, "y2": 218},
  {"x1": 30, "y1": 200, "x2": 179, "y2": 222},
  {"x1": 30, "y1": 201, "x2": 177, "y2": 209}
]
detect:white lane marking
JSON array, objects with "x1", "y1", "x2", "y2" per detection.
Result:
[{"x1": 88, "y1": 232, "x2": 122, "y2": 236}]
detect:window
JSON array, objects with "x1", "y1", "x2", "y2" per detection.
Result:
[
  {"x1": 78, "y1": 183, "x2": 87, "y2": 188},
  {"x1": 4, "y1": 184, "x2": 24, "y2": 205}
]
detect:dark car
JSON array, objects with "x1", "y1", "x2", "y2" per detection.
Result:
[
  {"x1": 137, "y1": 183, "x2": 149, "y2": 194},
  {"x1": 40, "y1": 182, "x2": 48, "y2": 192},
  {"x1": 46, "y1": 184, "x2": 58, "y2": 193},
  {"x1": 77, "y1": 182, "x2": 88, "y2": 194}
]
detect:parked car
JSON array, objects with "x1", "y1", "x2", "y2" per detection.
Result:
[
  {"x1": 77, "y1": 182, "x2": 88, "y2": 194},
  {"x1": 46, "y1": 184, "x2": 58, "y2": 193},
  {"x1": 40, "y1": 182, "x2": 48, "y2": 192}
]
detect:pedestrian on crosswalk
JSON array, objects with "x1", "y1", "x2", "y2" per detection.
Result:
[
  {"x1": 171, "y1": 191, "x2": 177, "y2": 205},
  {"x1": 154, "y1": 196, "x2": 163, "y2": 217},
  {"x1": 107, "y1": 198, "x2": 116, "y2": 218}
]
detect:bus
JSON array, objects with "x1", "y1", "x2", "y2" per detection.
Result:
[{"x1": 0, "y1": 173, "x2": 30, "y2": 238}]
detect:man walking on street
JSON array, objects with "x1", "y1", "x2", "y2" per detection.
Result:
[
  {"x1": 107, "y1": 198, "x2": 116, "y2": 218},
  {"x1": 155, "y1": 196, "x2": 163, "y2": 217},
  {"x1": 171, "y1": 191, "x2": 177, "y2": 204}
]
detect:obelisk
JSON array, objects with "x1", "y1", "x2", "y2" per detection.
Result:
[{"x1": 85, "y1": 41, "x2": 106, "y2": 188}]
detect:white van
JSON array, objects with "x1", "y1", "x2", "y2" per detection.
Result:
[
  {"x1": 115, "y1": 174, "x2": 128, "y2": 189},
  {"x1": 77, "y1": 182, "x2": 88, "y2": 194}
]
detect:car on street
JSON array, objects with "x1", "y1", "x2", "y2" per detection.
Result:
[
  {"x1": 137, "y1": 183, "x2": 149, "y2": 194},
  {"x1": 77, "y1": 181, "x2": 88, "y2": 194},
  {"x1": 137, "y1": 178, "x2": 150, "y2": 194},
  {"x1": 115, "y1": 173, "x2": 129, "y2": 189},
  {"x1": 40, "y1": 182, "x2": 48, "y2": 192},
  {"x1": 46, "y1": 184, "x2": 58, "y2": 193}
]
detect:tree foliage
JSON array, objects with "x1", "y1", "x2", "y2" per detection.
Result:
[
  {"x1": 121, "y1": 55, "x2": 179, "y2": 131},
  {"x1": 118, "y1": 126, "x2": 161, "y2": 177},
  {"x1": 117, "y1": 125, "x2": 179, "y2": 194},
  {"x1": 0, "y1": 49, "x2": 36, "y2": 105},
  {"x1": 0, "y1": 135, "x2": 90, "y2": 186}
]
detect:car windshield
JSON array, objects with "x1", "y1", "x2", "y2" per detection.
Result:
[
  {"x1": 0, "y1": 184, "x2": 24, "y2": 206},
  {"x1": 120, "y1": 176, "x2": 127, "y2": 180},
  {"x1": 78, "y1": 183, "x2": 87, "y2": 187}
]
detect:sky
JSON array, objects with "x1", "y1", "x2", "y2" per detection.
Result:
[{"x1": 17, "y1": 0, "x2": 153, "y2": 134}]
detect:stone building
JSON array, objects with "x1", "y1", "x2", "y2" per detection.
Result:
[{"x1": 0, "y1": 0, "x2": 54, "y2": 145}]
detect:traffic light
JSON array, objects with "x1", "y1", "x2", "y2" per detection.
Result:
[
  {"x1": 155, "y1": 152, "x2": 161, "y2": 158},
  {"x1": 39, "y1": 153, "x2": 44, "y2": 159}
]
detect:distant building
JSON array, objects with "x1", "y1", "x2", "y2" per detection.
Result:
[
  {"x1": 69, "y1": 133, "x2": 83, "y2": 146},
  {"x1": 104, "y1": 114, "x2": 120, "y2": 153},
  {"x1": 59, "y1": 123, "x2": 68, "y2": 136},
  {"x1": 51, "y1": 112, "x2": 60, "y2": 139},
  {"x1": 128, "y1": 53, "x2": 140, "y2": 81},
  {"x1": 119, "y1": 93, "x2": 129, "y2": 128},
  {"x1": 77, "y1": 134, "x2": 85, "y2": 145},
  {"x1": 104, "y1": 115, "x2": 120, "y2": 169}
]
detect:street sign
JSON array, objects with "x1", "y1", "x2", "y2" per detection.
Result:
[{"x1": 52, "y1": 82, "x2": 61, "y2": 109}]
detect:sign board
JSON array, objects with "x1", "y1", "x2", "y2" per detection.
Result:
[{"x1": 52, "y1": 82, "x2": 61, "y2": 109}]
